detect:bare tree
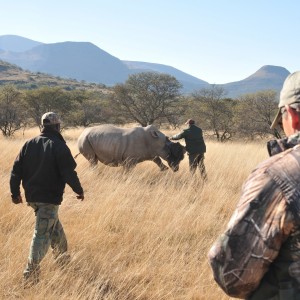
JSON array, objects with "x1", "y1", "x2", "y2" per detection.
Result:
[
  {"x1": 237, "y1": 90, "x2": 281, "y2": 139},
  {"x1": 0, "y1": 86, "x2": 24, "y2": 136},
  {"x1": 191, "y1": 85, "x2": 235, "y2": 142},
  {"x1": 111, "y1": 72, "x2": 183, "y2": 127}
]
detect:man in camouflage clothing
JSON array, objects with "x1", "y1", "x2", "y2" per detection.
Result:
[
  {"x1": 170, "y1": 119, "x2": 207, "y2": 180},
  {"x1": 208, "y1": 71, "x2": 300, "y2": 299},
  {"x1": 10, "y1": 112, "x2": 84, "y2": 286}
]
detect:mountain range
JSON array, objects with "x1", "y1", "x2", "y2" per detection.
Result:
[{"x1": 0, "y1": 35, "x2": 291, "y2": 98}]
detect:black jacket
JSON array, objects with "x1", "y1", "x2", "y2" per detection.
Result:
[
  {"x1": 171, "y1": 125, "x2": 206, "y2": 154},
  {"x1": 10, "y1": 127, "x2": 83, "y2": 205}
]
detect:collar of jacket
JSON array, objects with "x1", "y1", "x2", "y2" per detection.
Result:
[
  {"x1": 40, "y1": 126, "x2": 66, "y2": 143},
  {"x1": 267, "y1": 132, "x2": 300, "y2": 157}
]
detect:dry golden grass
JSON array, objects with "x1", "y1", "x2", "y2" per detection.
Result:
[{"x1": 0, "y1": 127, "x2": 268, "y2": 299}]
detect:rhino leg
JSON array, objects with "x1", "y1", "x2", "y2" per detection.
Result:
[
  {"x1": 81, "y1": 152, "x2": 98, "y2": 167},
  {"x1": 79, "y1": 137, "x2": 98, "y2": 167},
  {"x1": 123, "y1": 158, "x2": 137, "y2": 173},
  {"x1": 153, "y1": 157, "x2": 168, "y2": 171},
  {"x1": 89, "y1": 156, "x2": 98, "y2": 167},
  {"x1": 80, "y1": 152, "x2": 98, "y2": 167}
]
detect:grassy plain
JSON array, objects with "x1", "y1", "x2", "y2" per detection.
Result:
[{"x1": 0, "y1": 127, "x2": 268, "y2": 299}]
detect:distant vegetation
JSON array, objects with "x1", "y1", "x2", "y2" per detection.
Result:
[{"x1": 0, "y1": 60, "x2": 283, "y2": 140}]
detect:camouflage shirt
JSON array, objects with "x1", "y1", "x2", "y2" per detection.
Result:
[{"x1": 208, "y1": 133, "x2": 300, "y2": 299}]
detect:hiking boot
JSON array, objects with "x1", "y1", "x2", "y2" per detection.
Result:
[{"x1": 23, "y1": 265, "x2": 40, "y2": 289}]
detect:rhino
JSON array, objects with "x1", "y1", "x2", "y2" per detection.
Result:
[{"x1": 77, "y1": 124, "x2": 185, "y2": 171}]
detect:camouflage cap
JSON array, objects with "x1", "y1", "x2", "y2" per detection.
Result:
[
  {"x1": 41, "y1": 112, "x2": 61, "y2": 126},
  {"x1": 270, "y1": 71, "x2": 300, "y2": 129}
]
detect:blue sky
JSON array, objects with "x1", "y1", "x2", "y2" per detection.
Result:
[{"x1": 1, "y1": 0, "x2": 299, "y2": 84}]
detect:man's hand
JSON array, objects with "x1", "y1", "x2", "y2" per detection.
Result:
[
  {"x1": 12, "y1": 195, "x2": 23, "y2": 204},
  {"x1": 76, "y1": 193, "x2": 84, "y2": 201}
]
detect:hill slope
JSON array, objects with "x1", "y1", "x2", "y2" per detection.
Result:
[
  {"x1": 123, "y1": 61, "x2": 209, "y2": 93},
  {"x1": 221, "y1": 65, "x2": 290, "y2": 98},
  {"x1": 0, "y1": 42, "x2": 129, "y2": 85},
  {"x1": 0, "y1": 35, "x2": 42, "y2": 52},
  {"x1": 0, "y1": 36, "x2": 209, "y2": 91},
  {"x1": 0, "y1": 60, "x2": 108, "y2": 91}
]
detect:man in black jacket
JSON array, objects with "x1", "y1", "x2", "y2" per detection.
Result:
[
  {"x1": 10, "y1": 112, "x2": 84, "y2": 285},
  {"x1": 170, "y1": 119, "x2": 207, "y2": 180}
]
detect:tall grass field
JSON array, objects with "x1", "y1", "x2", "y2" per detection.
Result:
[{"x1": 0, "y1": 127, "x2": 268, "y2": 299}]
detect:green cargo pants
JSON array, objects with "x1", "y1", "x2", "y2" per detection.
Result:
[{"x1": 23, "y1": 202, "x2": 68, "y2": 281}]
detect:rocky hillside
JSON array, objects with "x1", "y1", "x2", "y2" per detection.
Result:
[{"x1": 0, "y1": 60, "x2": 108, "y2": 92}]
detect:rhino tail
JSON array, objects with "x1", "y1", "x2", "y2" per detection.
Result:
[{"x1": 74, "y1": 153, "x2": 81, "y2": 159}]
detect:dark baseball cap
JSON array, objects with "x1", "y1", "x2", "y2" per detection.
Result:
[
  {"x1": 185, "y1": 119, "x2": 195, "y2": 125},
  {"x1": 270, "y1": 71, "x2": 300, "y2": 129}
]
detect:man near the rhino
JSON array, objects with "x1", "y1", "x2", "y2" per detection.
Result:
[
  {"x1": 170, "y1": 119, "x2": 207, "y2": 180},
  {"x1": 10, "y1": 112, "x2": 84, "y2": 286},
  {"x1": 208, "y1": 71, "x2": 300, "y2": 299}
]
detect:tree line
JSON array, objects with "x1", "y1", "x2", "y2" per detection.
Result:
[{"x1": 0, "y1": 72, "x2": 283, "y2": 141}]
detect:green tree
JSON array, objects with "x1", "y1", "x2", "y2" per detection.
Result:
[
  {"x1": 24, "y1": 87, "x2": 74, "y2": 128},
  {"x1": 112, "y1": 72, "x2": 183, "y2": 126},
  {"x1": 67, "y1": 90, "x2": 107, "y2": 127}
]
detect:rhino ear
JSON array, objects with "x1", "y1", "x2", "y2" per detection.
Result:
[{"x1": 150, "y1": 130, "x2": 159, "y2": 138}]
